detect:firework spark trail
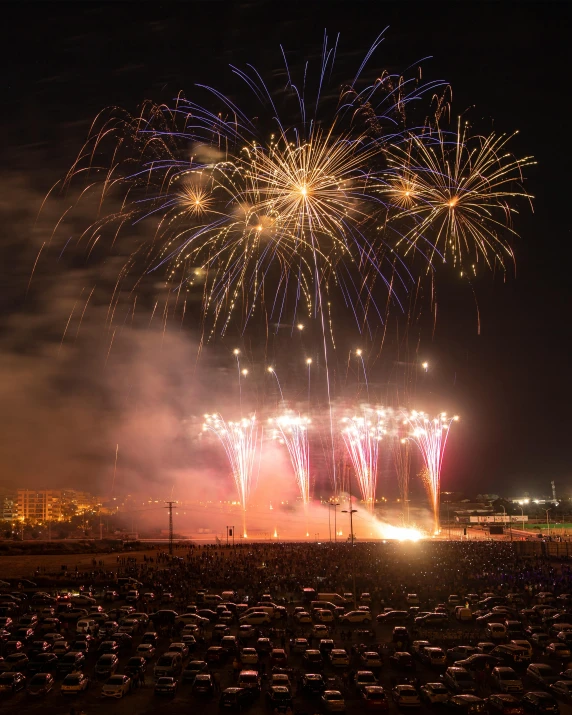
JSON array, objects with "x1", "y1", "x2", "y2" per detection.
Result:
[
  {"x1": 383, "y1": 118, "x2": 535, "y2": 274},
  {"x1": 404, "y1": 410, "x2": 459, "y2": 534},
  {"x1": 203, "y1": 413, "x2": 259, "y2": 537},
  {"x1": 393, "y1": 437, "x2": 412, "y2": 523},
  {"x1": 268, "y1": 412, "x2": 311, "y2": 505},
  {"x1": 341, "y1": 407, "x2": 387, "y2": 511}
]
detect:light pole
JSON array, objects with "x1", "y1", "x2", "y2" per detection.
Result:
[
  {"x1": 546, "y1": 509, "x2": 552, "y2": 538},
  {"x1": 500, "y1": 505, "x2": 512, "y2": 541},
  {"x1": 341, "y1": 483, "x2": 358, "y2": 609},
  {"x1": 328, "y1": 500, "x2": 340, "y2": 543},
  {"x1": 446, "y1": 502, "x2": 451, "y2": 541}
]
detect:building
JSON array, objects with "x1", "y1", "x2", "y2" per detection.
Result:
[
  {"x1": 16, "y1": 490, "x2": 63, "y2": 522},
  {"x1": 0, "y1": 494, "x2": 16, "y2": 521},
  {"x1": 15, "y1": 489, "x2": 101, "y2": 522}
]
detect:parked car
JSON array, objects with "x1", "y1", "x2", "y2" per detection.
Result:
[
  {"x1": 60, "y1": 672, "x2": 90, "y2": 695},
  {"x1": 392, "y1": 683, "x2": 421, "y2": 707},
  {"x1": 549, "y1": 681, "x2": 572, "y2": 703},
  {"x1": 57, "y1": 651, "x2": 85, "y2": 675},
  {"x1": 192, "y1": 673, "x2": 214, "y2": 696},
  {"x1": 421, "y1": 682, "x2": 450, "y2": 705},
  {"x1": 219, "y1": 686, "x2": 253, "y2": 710},
  {"x1": 301, "y1": 672, "x2": 326, "y2": 695},
  {"x1": 154, "y1": 652, "x2": 183, "y2": 678},
  {"x1": 27, "y1": 653, "x2": 58, "y2": 674},
  {"x1": 0, "y1": 671, "x2": 26, "y2": 694},
  {"x1": 448, "y1": 646, "x2": 479, "y2": 663},
  {"x1": 95, "y1": 654, "x2": 119, "y2": 678},
  {"x1": 527, "y1": 664, "x2": 560, "y2": 688},
  {"x1": 491, "y1": 667, "x2": 524, "y2": 694},
  {"x1": 445, "y1": 695, "x2": 488, "y2": 715},
  {"x1": 183, "y1": 660, "x2": 208, "y2": 683},
  {"x1": 521, "y1": 691, "x2": 560, "y2": 715},
  {"x1": 443, "y1": 667, "x2": 477, "y2": 694},
  {"x1": 27, "y1": 672, "x2": 54, "y2": 696},
  {"x1": 237, "y1": 669, "x2": 261, "y2": 695},
  {"x1": 0, "y1": 653, "x2": 28, "y2": 672},
  {"x1": 154, "y1": 676, "x2": 178, "y2": 696},
  {"x1": 319, "y1": 689, "x2": 345, "y2": 711},
  {"x1": 361, "y1": 685, "x2": 389, "y2": 710},
  {"x1": 102, "y1": 674, "x2": 131, "y2": 698},
  {"x1": 340, "y1": 610, "x2": 371, "y2": 624},
  {"x1": 355, "y1": 670, "x2": 378, "y2": 692}
]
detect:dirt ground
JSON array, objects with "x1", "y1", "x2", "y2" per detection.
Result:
[{"x1": 0, "y1": 547, "x2": 161, "y2": 579}]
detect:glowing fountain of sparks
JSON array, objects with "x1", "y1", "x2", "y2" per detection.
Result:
[
  {"x1": 403, "y1": 411, "x2": 459, "y2": 535},
  {"x1": 341, "y1": 407, "x2": 387, "y2": 512},
  {"x1": 376, "y1": 522, "x2": 424, "y2": 542},
  {"x1": 268, "y1": 413, "x2": 311, "y2": 506},
  {"x1": 203, "y1": 413, "x2": 259, "y2": 538}
]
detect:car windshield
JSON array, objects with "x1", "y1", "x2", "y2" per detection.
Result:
[
  {"x1": 157, "y1": 657, "x2": 173, "y2": 666},
  {"x1": 64, "y1": 676, "x2": 80, "y2": 684},
  {"x1": 107, "y1": 676, "x2": 123, "y2": 684},
  {"x1": 157, "y1": 678, "x2": 172, "y2": 684},
  {"x1": 273, "y1": 691, "x2": 291, "y2": 700},
  {"x1": 240, "y1": 674, "x2": 257, "y2": 682}
]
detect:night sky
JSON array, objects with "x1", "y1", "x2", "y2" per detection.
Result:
[{"x1": 1, "y1": 2, "x2": 570, "y2": 499}]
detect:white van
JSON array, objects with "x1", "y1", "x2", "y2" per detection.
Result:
[
  {"x1": 243, "y1": 606, "x2": 276, "y2": 618},
  {"x1": 203, "y1": 594, "x2": 223, "y2": 605},
  {"x1": 317, "y1": 593, "x2": 346, "y2": 604}
]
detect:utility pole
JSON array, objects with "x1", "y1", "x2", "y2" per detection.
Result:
[
  {"x1": 342, "y1": 479, "x2": 358, "y2": 608},
  {"x1": 328, "y1": 500, "x2": 340, "y2": 542},
  {"x1": 226, "y1": 526, "x2": 229, "y2": 546},
  {"x1": 165, "y1": 501, "x2": 177, "y2": 555}
]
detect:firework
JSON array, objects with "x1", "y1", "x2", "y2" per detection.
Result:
[
  {"x1": 403, "y1": 411, "x2": 459, "y2": 534},
  {"x1": 268, "y1": 412, "x2": 311, "y2": 505},
  {"x1": 203, "y1": 413, "x2": 259, "y2": 537},
  {"x1": 384, "y1": 119, "x2": 535, "y2": 274},
  {"x1": 341, "y1": 407, "x2": 387, "y2": 511},
  {"x1": 58, "y1": 32, "x2": 452, "y2": 346}
]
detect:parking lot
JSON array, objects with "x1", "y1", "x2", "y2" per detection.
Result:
[{"x1": 2, "y1": 541, "x2": 572, "y2": 714}]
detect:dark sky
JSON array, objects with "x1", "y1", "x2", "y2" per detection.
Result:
[{"x1": 0, "y1": 1, "x2": 570, "y2": 499}]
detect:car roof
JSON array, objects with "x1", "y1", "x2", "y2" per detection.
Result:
[
  {"x1": 452, "y1": 695, "x2": 482, "y2": 702},
  {"x1": 491, "y1": 693, "x2": 520, "y2": 700}
]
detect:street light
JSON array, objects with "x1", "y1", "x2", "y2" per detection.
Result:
[
  {"x1": 546, "y1": 509, "x2": 552, "y2": 538},
  {"x1": 519, "y1": 505, "x2": 526, "y2": 533},
  {"x1": 341, "y1": 483, "x2": 358, "y2": 609},
  {"x1": 500, "y1": 504, "x2": 513, "y2": 542},
  {"x1": 327, "y1": 500, "x2": 340, "y2": 543}
]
